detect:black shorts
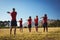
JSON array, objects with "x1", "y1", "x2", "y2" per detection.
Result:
[
  {"x1": 35, "y1": 23, "x2": 38, "y2": 26},
  {"x1": 20, "y1": 25, "x2": 23, "y2": 28},
  {"x1": 43, "y1": 23, "x2": 47, "y2": 28},
  {"x1": 28, "y1": 24, "x2": 32, "y2": 28},
  {"x1": 11, "y1": 20, "x2": 17, "y2": 26}
]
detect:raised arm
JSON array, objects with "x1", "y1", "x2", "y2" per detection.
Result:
[{"x1": 7, "y1": 11, "x2": 11, "y2": 14}]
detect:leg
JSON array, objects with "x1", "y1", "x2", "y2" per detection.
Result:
[
  {"x1": 20, "y1": 28, "x2": 22, "y2": 32},
  {"x1": 20, "y1": 28, "x2": 21, "y2": 32},
  {"x1": 28, "y1": 25, "x2": 31, "y2": 32},
  {"x1": 43, "y1": 24, "x2": 45, "y2": 32},
  {"x1": 43, "y1": 27, "x2": 45, "y2": 32},
  {"x1": 14, "y1": 26, "x2": 16, "y2": 35},
  {"x1": 46, "y1": 27, "x2": 48, "y2": 32},
  {"x1": 36, "y1": 26, "x2": 38, "y2": 32},
  {"x1": 29, "y1": 28, "x2": 31, "y2": 32},
  {"x1": 46, "y1": 23, "x2": 48, "y2": 32},
  {"x1": 20, "y1": 25, "x2": 23, "y2": 32},
  {"x1": 10, "y1": 26, "x2": 12, "y2": 35},
  {"x1": 21, "y1": 28, "x2": 23, "y2": 32}
]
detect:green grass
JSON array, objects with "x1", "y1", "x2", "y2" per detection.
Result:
[{"x1": 0, "y1": 27, "x2": 60, "y2": 40}]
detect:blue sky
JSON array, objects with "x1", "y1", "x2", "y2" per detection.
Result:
[{"x1": 0, "y1": 0, "x2": 60, "y2": 23}]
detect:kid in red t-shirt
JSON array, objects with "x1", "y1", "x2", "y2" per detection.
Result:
[
  {"x1": 28, "y1": 16, "x2": 32, "y2": 32},
  {"x1": 34, "y1": 16, "x2": 38, "y2": 32},
  {"x1": 19, "y1": 18, "x2": 23, "y2": 32},
  {"x1": 7, "y1": 8, "x2": 17, "y2": 35},
  {"x1": 41, "y1": 14, "x2": 48, "y2": 32}
]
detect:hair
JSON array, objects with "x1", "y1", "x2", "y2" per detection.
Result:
[
  {"x1": 29, "y1": 16, "x2": 31, "y2": 18},
  {"x1": 21, "y1": 18, "x2": 22, "y2": 20},
  {"x1": 44, "y1": 14, "x2": 47, "y2": 17},
  {"x1": 36, "y1": 16, "x2": 38, "y2": 17},
  {"x1": 13, "y1": 8, "x2": 15, "y2": 10}
]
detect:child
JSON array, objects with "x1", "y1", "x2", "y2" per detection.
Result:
[
  {"x1": 19, "y1": 18, "x2": 23, "y2": 32},
  {"x1": 28, "y1": 16, "x2": 32, "y2": 32},
  {"x1": 34, "y1": 16, "x2": 38, "y2": 32},
  {"x1": 41, "y1": 14, "x2": 48, "y2": 32},
  {"x1": 7, "y1": 8, "x2": 17, "y2": 35}
]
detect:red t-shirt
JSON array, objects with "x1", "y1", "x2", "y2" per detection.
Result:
[
  {"x1": 43, "y1": 17, "x2": 47, "y2": 23},
  {"x1": 28, "y1": 18, "x2": 32, "y2": 25},
  {"x1": 34, "y1": 18, "x2": 38, "y2": 24},
  {"x1": 19, "y1": 20, "x2": 22, "y2": 25},
  {"x1": 11, "y1": 12, "x2": 17, "y2": 21}
]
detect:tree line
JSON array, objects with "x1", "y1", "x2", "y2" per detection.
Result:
[{"x1": 0, "y1": 19, "x2": 60, "y2": 28}]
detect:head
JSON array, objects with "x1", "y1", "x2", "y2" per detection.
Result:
[
  {"x1": 21, "y1": 18, "x2": 22, "y2": 20},
  {"x1": 36, "y1": 16, "x2": 38, "y2": 18},
  {"x1": 12, "y1": 8, "x2": 15, "y2": 12},
  {"x1": 44, "y1": 14, "x2": 47, "y2": 17},
  {"x1": 29, "y1": 16, "x2": 31, "y2": 19}
]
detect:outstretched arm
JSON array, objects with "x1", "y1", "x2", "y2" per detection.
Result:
[{"x1": 7, "y1": 11, "x2": 11, "y2": 14}]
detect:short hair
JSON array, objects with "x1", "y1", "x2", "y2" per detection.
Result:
[
  {"x1": 29, "y1": 16, "x2": 31, "y2": 18},
  {"x1": 36, "y1": 16, "x2": 38, "y2": 17},
  {"x1": 13, "y1": 8, "x2": 15, "y2": 10},
  {"x1": 21, "y1": 18, "x2": 22, "y2": 20},
  {"x1": 44, "y1": 14, "x2": 47, "y2": 17}
]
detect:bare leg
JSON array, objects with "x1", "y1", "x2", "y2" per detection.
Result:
[
  {"x1": 20, "y1": 28, "x2": 21, "y2": 32},
  {"x1": 29, "y1": 28, "x2": 31, "y2": 32},
  {"x1": 36, "y1": 26, "x2": 38, "y2": 32},
  {"x1": 21, "y1": 28, "x2": 23, "y2": 32},
  {"x1": 10, "y1": 26, "x2": 12, "y2": 35},
  {"x1": 20, "y1": 28, "x2": 22, "y2": 32},
  {"x1": 14, "y1": 26, "x2": 16, "y2": 35},
  {"x1": 43, "y1": 27, "x2": 45, "y2": 32},
  {"x1": 46, "y1": 27, "x2": 48, "y2": 32}
]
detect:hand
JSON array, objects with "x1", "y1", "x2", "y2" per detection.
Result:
[{"x1": 7, "y1": 11, "x2": 10, "y2": 13}]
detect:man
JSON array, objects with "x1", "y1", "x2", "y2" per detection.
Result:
[
  {"x1": 7, "y1": 8, "x2": 17, "y2": 35},
  {"x1": 34, "y1": 16, "x2": 38, "y2": 32},
  {"x1": 28, "y1": 16, "x2": 32, "y2": 32},
  {"x1": 41, "y1": 14, "x2": 48, "y2": 32}
]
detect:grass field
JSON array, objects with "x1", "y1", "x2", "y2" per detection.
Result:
[{"x1": 0, "y1": 27, "x2": 60, "y2": 40}]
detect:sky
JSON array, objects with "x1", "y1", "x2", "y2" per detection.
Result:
[{"x1": 0, "y1": 0, "x2": 60, "y2": 24}]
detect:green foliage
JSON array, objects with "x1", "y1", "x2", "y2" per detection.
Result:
[{"x1": 48, "y1": 19, "x2": 60, "y2": 27}]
